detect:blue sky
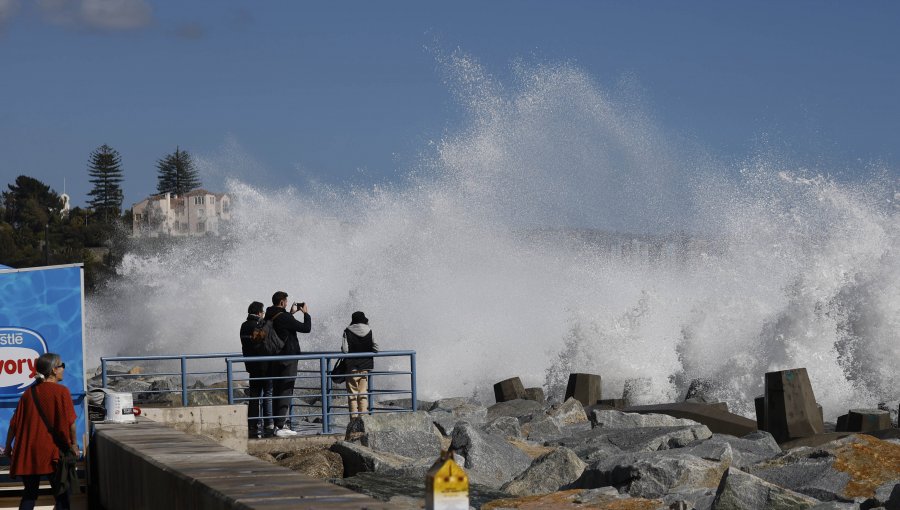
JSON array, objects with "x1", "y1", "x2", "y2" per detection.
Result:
[{"x1": 1, "y1": 1, "x2": 898, "y2": 208}]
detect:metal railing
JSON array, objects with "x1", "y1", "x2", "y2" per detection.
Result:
[
  {"x1": 100, "y1": 352, "x2": 243, "y2": 406},
  {"x1": 226, "y1": 351, "x2": 417, "y2": 434},
  {"x1": 99, "y1": 350, "x2": 417, "y2": 434}
]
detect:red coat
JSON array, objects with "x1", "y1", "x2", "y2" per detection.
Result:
[{"x1": 8, "y1": 382, "x2": 76, "y2": 476}]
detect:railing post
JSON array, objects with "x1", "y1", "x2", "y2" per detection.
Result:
[
  {"x1": 100, "y1": 358, "x2": 108, "y2": 388},
  {"x1": 320, "y1": 356, "x2": 329, "y2": 434},
  {"x1": 410, "y1": 352, "x2": 417, "y2": 412},
  {"x1": 180, "y1": 356, "x2": 188, "y2": 407},
  {"x1": 367, "y1": 370, "x2": 374, "y2": 415},
  {"x1": 226, "y1": 359, "x2": 234, "y2": 405}
]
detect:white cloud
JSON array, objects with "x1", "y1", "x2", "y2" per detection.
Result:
[
  {"x1": 36, "y1": 0, "x2": 151, "y2": 31},
  {"x1": 80, "y1": 0, "x2": 151, "y2": 30},
  {"x1": 0, "y1": 0, "x2": 21, "y2": 25}
]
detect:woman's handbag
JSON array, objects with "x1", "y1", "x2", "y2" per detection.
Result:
[
  {"x1": 30, "y1": 386, "x2": 79, "y2": 497},
  {"x1": 331, "y1": 358, "x2": 348, "y2": 385}
]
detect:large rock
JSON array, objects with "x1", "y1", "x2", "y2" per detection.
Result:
[
  {"x1": 274, "y1": 448, "x2": 344, "y2": 479},
  {"x1": 361, "y1": 430, "x2": 442, "y2": 459},
  {"x1": 329, "y1": 441, "x2": 430, "y2": 478},
  {"x1": 749, "y1": 434, "x2": 900, "y2": 502},
  {"x1": 547, "y1": 425, "x2": 712, "y2": 462},
  {"x1": 486, "y1": 399, "x2": 544, "y2": 423},
  {"x1": 501, "y1": 447, "x2": 587, "y2": 496},
  {"x1": 450, "y1": 422, "x2": 532, "y2": 489},
  {"x1": 481, "y1": 416, "x2": 523, "y2": 439},
  {"x1": 762, "y1": 368, "x2": 824, "y2": 442},
  {"x1": 692, "y1": 432, "x2": 782, "y2": 471},
  {"x1": 522, "y1": 413, "x2": 563, "y2": 440},
  {"x1": 428, "y1": 400, "x2": 488, "y2": 436},
  {"x1": 575, "y1": 448, "x2": 730, "y2": 501},
  {"x1": 623, "y1": 402, "x2": 757, "y2": 436},
  {"x1": 712, "y1": 467, "x2": 820, "y2": 509},
  {"x1": 345, "y1": 410, "x2": 434, "y2": 437},
  {"x1": 591, "y1": 409, "x2": 699, "y2": 429},
  {"x1": 550, "y1": 398, "x2": 589, "y2": 426}
]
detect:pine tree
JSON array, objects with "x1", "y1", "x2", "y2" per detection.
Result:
[
  {"x1": 86, "y1": 145, "x2": 125, "y2": 223},
  {"x1": 155, "y1": 147, "x2": 201, "y2": 196}
]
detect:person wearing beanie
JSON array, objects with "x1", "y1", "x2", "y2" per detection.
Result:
[{"x1": 341, "y1": 311, "x2": 379, "y2": 417}]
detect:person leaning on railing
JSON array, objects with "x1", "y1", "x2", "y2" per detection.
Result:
[
  {"x1": 4, "y1": 353, "x2": 79, "y2": 510},
  {"x1": 342, "y1": 311, "x2": 379, "y2": 417}
]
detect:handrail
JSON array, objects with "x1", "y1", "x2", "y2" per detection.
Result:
[
  {"x1": 100, "y1": 350, "x2": 417, "y2": 434},
  {"x1": 225, "y1": 351, "x2": 417, "y2": 434}
]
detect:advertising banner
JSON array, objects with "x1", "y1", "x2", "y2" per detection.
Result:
[{"x1": 0, "y1": 264, "x2": 87, "y2": 447}]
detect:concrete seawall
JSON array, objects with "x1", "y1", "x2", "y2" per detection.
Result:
[{"x1": 93, "y1": 420, "x2": 390, "y2": 509}]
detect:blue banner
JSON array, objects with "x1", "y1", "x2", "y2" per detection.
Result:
[{"x1": 0, "y1": 264, "x2": 86, "y2": 447}]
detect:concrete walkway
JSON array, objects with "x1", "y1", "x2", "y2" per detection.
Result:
[{"x1": 94, "y1": 420, "x2": 392, "y2": 509}]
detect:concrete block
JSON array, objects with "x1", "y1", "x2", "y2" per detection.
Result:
[
  {"x1": 494, "y1": 377, "x2": 526, "y2": 403},
  {"x1": 846, "y1": 409, "x2": 892, "y2": 432},
  {"x1": 763, "y1": 368, "x2": 824, "y2": 442},
  {"x1": 141, "y1": 404, "x2": 248, "y2": 453},
  {"x1": 524, "y1": 387, "x2": 546, "y2": 404},
  {"x1": 836, "y1": 413, "x2": 849, "y2": 432},
  {"x1": 754, "y1": 395, "x2": 765, "y2": 430},
  {"x1": 597, "y1": 398, "x2": 626, "y2": 409},
  {"x1": 684, "y1": 378, "x2": 714, "y2": 402},
  {"x1": 564, "y1": 373, "x2": 601, "y2": 407},
  {"x1": 622, "y1": 401, "x2": 757, "y2": 436}
]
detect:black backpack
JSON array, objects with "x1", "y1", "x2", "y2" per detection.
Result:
[{"x1": 249, "y1": 312, "x2": 285, "y2": 355}]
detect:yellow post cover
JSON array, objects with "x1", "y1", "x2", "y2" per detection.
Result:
[{"x1": 426, "y1": 450, "x2": 469, "y2": 510}]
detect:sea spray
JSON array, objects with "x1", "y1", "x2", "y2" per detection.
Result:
[{"x1": 87, "y1": 55, "x2": 899, "y2": 422}]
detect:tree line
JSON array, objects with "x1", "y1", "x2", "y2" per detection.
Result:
[{"x1": 1, "y1": 144, "x2": 203, "y2": 289}]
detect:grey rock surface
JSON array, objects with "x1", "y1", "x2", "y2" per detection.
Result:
[
  {"x1": 591, "y1": 409, "x2": 700, "y2": 429},
  {"x1": 712, "y1": 467, "x2": 820, "y2": 510},
  {"x1": 362, "y1": 430, "x2": 442, "y2": 460},
  {"x1": 693, "y1": 431, "x2": 782, "y2": 470},
  {"x1": 428, "y1": 401, "x2": 488, "y2": 436},
  {"x1": 450, "y1": 422, "x2": 533, "y2": 489},
  {"x1": 549, "y1": 424, "x2": 713, "y2": 459},
  {"x1": 550, "y1": 397, "x2": 589, "y2": 426},
  {"x1": 329, "y1": 441, "x2": 431, "y2": 478},
  {"x1": 345, "y1": 410, "x2": 434, "y2": 436},
  {"x1": 485, "y1": 399, "x2": 543, "y2": 423},
  {"x1": 481, "y1": 416, "x2": 522, "y2": 439},
  {"x1": 576, "y1": 448, "x2": 730, "y2": 499},
  {"x1": 500, "y1": 447, "x2": 586, "y2": 496}
]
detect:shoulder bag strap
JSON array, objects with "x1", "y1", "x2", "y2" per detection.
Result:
[{"x1": 30, "y1": 385, "x2": 70, "y2": 451}]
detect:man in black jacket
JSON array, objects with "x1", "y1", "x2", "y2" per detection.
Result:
[
  {"x1": 239, "y1": 301, "x2": 273, "y2": 438},
  {"x1": 265, "y1": 291, "x2": 311, "y2": 437}
]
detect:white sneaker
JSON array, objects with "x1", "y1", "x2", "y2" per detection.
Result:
[{"x1": 275, "y1": 427, "x2": 297, "y2": 438}]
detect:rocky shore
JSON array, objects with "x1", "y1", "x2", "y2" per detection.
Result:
[{"x1": 93, "y1": 365, "x2": 900, "y2": 509}]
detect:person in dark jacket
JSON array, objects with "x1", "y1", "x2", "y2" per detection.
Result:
[
  {"x1": 341, "y1": 311, "x2": 379, "y2": 417},
  {"x1": 265, "y1": 290, "x2": 311, "y2": 437},
  {"x1": 239, "y1": 301, "x2": 274, "y2": 438}
]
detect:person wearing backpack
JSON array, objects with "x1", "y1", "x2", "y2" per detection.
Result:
[
  {"x1": 240, "y1": 301, "x2": 274, "y2": 438},
  {"x1": 341, "y1": 311, "x2": 379, "y2": 417},
  {"x1": 265, "y1": 291, "x2": 311, "y2": 437}
]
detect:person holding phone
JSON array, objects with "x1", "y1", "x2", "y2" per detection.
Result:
[{"x1": 264, "y1": 291, "x2": 311, "y2": 437}]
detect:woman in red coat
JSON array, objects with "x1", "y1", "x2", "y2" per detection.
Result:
[{"x1": 4, "y1": 353, "x2": 78, "y2": 510}]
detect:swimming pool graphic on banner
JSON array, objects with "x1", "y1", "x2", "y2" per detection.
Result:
[{"x1": 0, "y1": 264, "x2": 87, "y2": 447}]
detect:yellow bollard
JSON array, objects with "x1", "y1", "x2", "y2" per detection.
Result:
[{"x1": 426, "y1": 449, "x2": 469, "y2": 510}]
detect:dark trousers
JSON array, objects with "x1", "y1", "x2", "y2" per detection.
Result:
[
  {"x1": 270, "y1": 360, "x2": 298, "y2": 429},
  {"x1": 20, "y1": 474, "x2": 70, "y2": 510},
  {"x1": 247, "y1": 376, "x2": 274, "y2": 434}
]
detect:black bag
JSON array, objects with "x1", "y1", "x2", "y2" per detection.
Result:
[
  {"x1": 331, "y1": 358, "x2": 348, "y2": 385},
  {"x1": 249, "y1": 312, "x2": 285, "y2": 355},
  {"x1": 31, "y1": 386, "x2": 79, "y2": 497}
]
